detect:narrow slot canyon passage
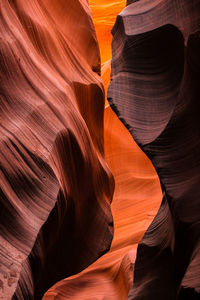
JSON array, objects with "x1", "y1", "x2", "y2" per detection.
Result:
[{"x1": 43, "y1": 2, "x2": 162, "y2": 299}]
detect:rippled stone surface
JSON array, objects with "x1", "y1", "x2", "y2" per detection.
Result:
[
  {"x1": 108, "y1": 0, "x2": 200, "y2": 299},
  {"x1": 0, "y1": 1, "x2": 114, "y2": 298},
  {"x1": 43, "y1": 2, "x2": 162, "y2": 299}
]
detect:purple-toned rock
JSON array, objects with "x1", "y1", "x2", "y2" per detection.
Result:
[{"x1": 108, "y1": 1, "x2": 200, "y2": 299}]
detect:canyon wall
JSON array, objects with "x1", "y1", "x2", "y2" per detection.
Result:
[
  {"x1": 0, "y1": 0, "x2": 114, "y2": 298},
  {"x1": 107, "y1": 0, "x2": 200, "y2": 299}
]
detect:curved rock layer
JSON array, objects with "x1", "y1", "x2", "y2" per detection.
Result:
[
  {"x1": 107, "y1": 0, "x2": 200, "y2": 299},
  {"x1": 42, "y1": 2, "x2": 161, "y2": 299},
  {"x1": 42, "y1": 1, "x2": 163, "y2": 299},
  {"x1": 0, "y1": 0, "x2": 114, "y2": 299},
  {"x1": 43, "y1": 105, "x2": 162, "y2": 300}
]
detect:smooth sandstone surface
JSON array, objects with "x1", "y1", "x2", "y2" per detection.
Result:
[
  {"x1": 0, "y1": 0, "x2": 114, "y2": 298},
  {"x1": 43, "y1": 1, "x2": 162, "y2": 299},
  {"x1": 43, "y1": 105, "x2": 161, "y2": 300},
  {"x1": 89, "y1": 0, "x2": 126, "y2": 64},
  {"x1": 89, "y1": 0, "x2": 126, "y2": 103}
]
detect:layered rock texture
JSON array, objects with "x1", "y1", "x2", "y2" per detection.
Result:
[
  {"x1": 43, "y1": 1, "x2": 161, "y2": 299},
  {"x1": 2, "y1": 0, "x2": 198, "y2": 299},
  {"x1": 43, "y1": 103, "x2": 161, "y2": 300},
  {"x1": 0, "y1": 0, "x2": 114, "y2": 299},
  {"x1": 107, "y1": 0, "x2": 200, "y2": 299}
]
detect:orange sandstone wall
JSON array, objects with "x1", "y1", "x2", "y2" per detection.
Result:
[
  {"x1": 89, "y1": 0, "x2": 126, "y2": 63},
  {"x1": 43, "y1": 1, "x2": 162, "y2": 299},
  {"x1": 89, "y1": 0, "x2": 126, "y2": 101}
]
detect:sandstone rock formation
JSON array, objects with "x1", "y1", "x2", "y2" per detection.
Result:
[
  {"x1": 0, "y1": 0, "x2": 114, "y2": 299},
  {"x1": 41, "y1": 1, "x2": 161, "y2": 299},
  {"x1": 2, "y1": 0, "x2": 198, "y2": 299},
  {"x1": 43, "y1": 103, "x2": 161, "y2": 300},
  {"x1": 107, "y1": 0, "x2": 200, "y2": 299},
  {"x1": 89, "y1": 0, "x2": 126, "y2": 104},
  {"x1": 89, "y1": 0, "x2": 126, "y2": 63}
]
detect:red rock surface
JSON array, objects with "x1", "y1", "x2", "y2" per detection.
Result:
[
  {"x1": 0, "y1": 0, "x2": 114, "y2": 298},
  {"x1": 43, "y1": 105, "x2": 161, "y2": 300},
  {"x1": 2, "y1": 0, "x2": 186, "y2": 299},
  {"x1": 43, "y1": 2, "x2": 162, "y2": 299}
]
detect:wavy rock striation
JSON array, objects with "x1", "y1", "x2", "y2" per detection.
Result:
[
  {"x1": 0, "y1": 0, "x2": 114, "y2": 299},
  {"x1": 108, "y1": 0, "x2": 200, "y2": 299},
  {"x1": 43, "y1": 2, "x2": 162, "y2": 298},
  {"x1": 43, "y1": 103, "x2": 161, "y2": 300}
]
